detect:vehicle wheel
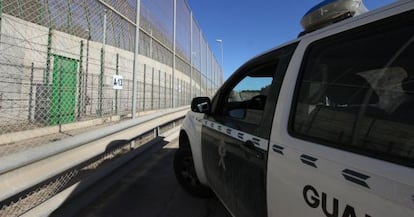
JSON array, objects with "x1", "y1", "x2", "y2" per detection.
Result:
[{"x1": 174, "y1": 147, "x2": 213, "y2": 198}]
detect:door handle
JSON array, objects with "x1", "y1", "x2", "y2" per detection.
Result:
[
  {"x1": 244, "y1": 140, "x2": 256, "y2": 150},
  {"x1": 242, "y1": 140, "x2": 264, "y2": 160}
]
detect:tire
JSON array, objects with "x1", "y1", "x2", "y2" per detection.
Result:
[{"x1": 173, "y1": 147, "x2": 213, "y2": 198}]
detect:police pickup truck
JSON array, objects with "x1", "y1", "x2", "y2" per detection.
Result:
[{"x1": 173, "y1": 0, "x2": 414, "y2": 216}]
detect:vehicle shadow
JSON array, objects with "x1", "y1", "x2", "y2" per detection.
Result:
[{"x1": 50, "y1": 136, "x2": 230, "y2": 217}]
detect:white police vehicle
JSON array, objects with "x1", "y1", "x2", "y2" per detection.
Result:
[{"x1": 173, "y1": 0, "x2": 414, "y2": 216}]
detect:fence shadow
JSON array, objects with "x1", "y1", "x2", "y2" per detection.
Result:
[{"x1": 49, "y1": 136, "x2": 169, "y2": 217}]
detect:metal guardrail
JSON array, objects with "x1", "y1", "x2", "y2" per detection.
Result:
[{"x1": 0, "y1": 107, "x2": 188, "y2": 216}]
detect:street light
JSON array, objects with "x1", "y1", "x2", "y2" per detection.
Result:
[{"x1": 216, "y1": 39, "x2": 224, "y2": 73}]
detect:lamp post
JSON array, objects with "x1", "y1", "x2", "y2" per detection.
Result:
[{"x1": 216, "y1": 39, "x2": 224, "y2": 73}]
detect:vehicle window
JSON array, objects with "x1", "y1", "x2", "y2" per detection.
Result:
[
  {"x1": 291, "y1": 12, "x2": 414, "y2": 167},
  {"x1": 225, "y1": 74, "x2": 273, "y2": 125}
]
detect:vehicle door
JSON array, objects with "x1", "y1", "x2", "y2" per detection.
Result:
[
  {"x1": 201, "y1": 44, "x2": 297, "y2": 217},
  {"x1": 267, "y1": 9, "x2": 414, "y2": 217}
]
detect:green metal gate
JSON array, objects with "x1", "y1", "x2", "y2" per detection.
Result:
[{"x1": 50, "y1": 55, "x2": 78, "y2": 125}]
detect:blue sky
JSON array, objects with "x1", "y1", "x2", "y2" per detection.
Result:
[{"x1": 186, "y1": 0, "x2": 396, "y2": 80}]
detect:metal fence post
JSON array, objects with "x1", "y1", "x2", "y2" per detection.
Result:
[
  {"x1": 143, "y1": 64, "x2": 146, "y2": 111},
  {"x1": 115, "y1": 53, "x2": 119, "y2": 115},
  {"x1": 172, "y1": 0, "x2": 176, "y2": 108},
  {"x1": 132, "y1": 0, "x2": 141, "y2": 120},
  {"x1": 77, "y1": 40, "x2": 84, "y2": 119},
  {"x1": 58, "y1": 60, "x2": 63, "y2": 132},
  {"x1": 199, "y1": 30, "x2": 202, "y2": 96},
  {"x1": 28, "y1": 63, "x2": 34, "y2": 122},
  {"x1": 190, "y1": 11, "x2": 193, "y2": 100},
  {"x1": 0, "y1": 0, "x2": 2, "y2": 41},
  {"x1": 164, "y1": 71, "x2": 167, "y2": 109},
  {"x1": 99, "y1": 47, "x2": 104, "y2": 116},
  {"x1": 45, "y1": 28, "x2": 52, "y2": 85},
  {"x1": 158, "y1": 70, "x2": 161, "y2": 109},
  {"x1": 37, "y1": 0, "x2": 44, "y2": 24},
  {"x1": 17, "y1": 0, "x2": 22, "y2": 17},
  {"x1": 82, "y1": 0, "x2": 91, "y2": 37},
  {"x1": 67, "y1": 0, "x2": 73, "y2": 34},
  {"x1": 85, "y1": 33, "x2": 91, "y2": 115},
  {"x1": 151, "y1": 67, "x2": 154, "y2": 110},
  {"x1": 99, "y1": 9, "x2": 107, "y2": 117}
]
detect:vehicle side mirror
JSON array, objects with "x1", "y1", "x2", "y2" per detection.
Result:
[{"x1": 191, "y1": 97, "x2": 211, "y2": 113}]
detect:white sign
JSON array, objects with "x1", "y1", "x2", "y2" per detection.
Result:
[{"x1": 113, "y1": 75, "x2": 123, "y2": 89}]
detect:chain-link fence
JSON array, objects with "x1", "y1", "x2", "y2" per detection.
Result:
[
  {"x1": 0, "y1": 0, "x2": 223, "y2": 154},
  {"x1": 0, "y1": 1, "x2": 222, "y2": 214}
]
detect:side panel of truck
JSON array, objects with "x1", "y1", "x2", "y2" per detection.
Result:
[{"x1": 267, "y1": 5, "x2": 414, "y2": 217}]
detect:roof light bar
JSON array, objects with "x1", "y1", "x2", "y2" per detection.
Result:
[{"x1": 301, "y1": 0, "x2": 368, "y2": 33}]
